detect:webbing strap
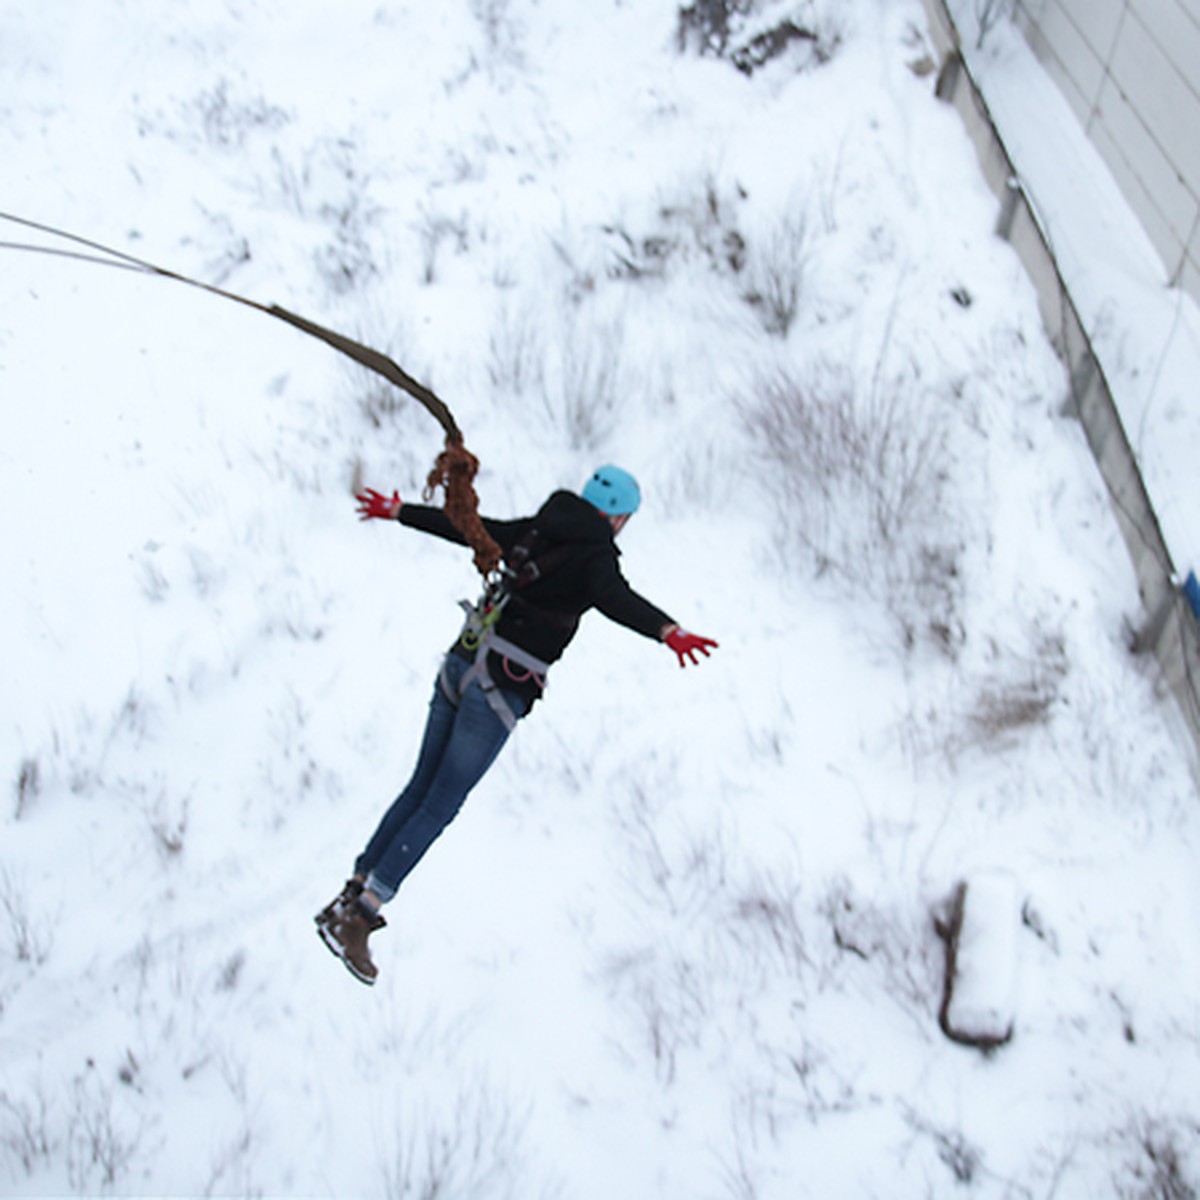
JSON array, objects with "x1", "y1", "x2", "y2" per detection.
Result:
[
  {"x1": 438, "y1": 626, "x2": 551, "y2": 734},
  {"x1": 439, "y1": 655, "x2": 518, "y2": 733},
  {"x1": 486, "y1": 634, "x2": 552, "y2": 678}
]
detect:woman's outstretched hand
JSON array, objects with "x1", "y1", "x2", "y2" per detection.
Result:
[
  {"x1": 356, "y1": 488, "x2": 402, "y2": 521},
  {"x1": 662, "y1": 625, "x2": 719, "y2": 668}
]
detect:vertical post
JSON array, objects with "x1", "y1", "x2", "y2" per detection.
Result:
[
  {"x1": 994, "y1": 175, "x2": 1022, "y2": 240},
  {"x1": 935, "y1": 49, "x2": 963, "y2": 101},
  {"x1": 1061, "y1": 350, "x2": 1095, "y2": 419},
  {"x1": 1184, "y1": 571, "x2": 1200, "y2": 621}
]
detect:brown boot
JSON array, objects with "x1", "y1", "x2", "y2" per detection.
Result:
[
  {"x1": 314, "y1": 878, "x2": 364, "y2": 929},
  {"x1": 318, "y1": 902, "x2": 386, "y2": 986}
]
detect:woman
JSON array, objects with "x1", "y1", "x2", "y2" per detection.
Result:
[{"x1": 317, "y1": 465, "x2": 717, "y2": 984}]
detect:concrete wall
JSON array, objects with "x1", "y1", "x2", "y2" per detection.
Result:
[
  {"x1": 1013, "y1": 0, "x2": 1200, "y2": 301},
  {"x1": 920, "y1": 0, "x2": 1200, "y2": 756}
]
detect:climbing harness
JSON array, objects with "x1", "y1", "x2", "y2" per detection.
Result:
[
  {"x1": 437, "y1": 529, "x2": 574, "y2": 730},
  {"x1": 0, "y1": 210, "x2": 503, "y2": 577},
  {"x1": 439, "y1": 627, "x2": 551, "y2": 733}
]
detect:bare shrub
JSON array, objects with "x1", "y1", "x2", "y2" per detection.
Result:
[
  {"x1": 717, "y1": 1137, "x2": 762, "y2": 1200},
  {"x1": 470, "y1": 0, "x2": 526, "y2": 68},
  {"x1": 358, "y1": 374, "x2": 411, "y2": 431},
  {"x1": 604, "y1": 173, "x2": 746, "y2": 284},
  {"x1": 816, "y1": 877, "x2": 942, "y2": 1029},
  {"x1": 414, "y1": 202, "x2": 470, "y2": 285},
  {"x1": 742, "y1": 208, "x2": 812, "y2": 336},
  {"x1": 380, "y1": 1081, "x2": 543, "y2": 1200},
  {"x1": 317, "y1": 186, "x2": 382, "y2": 296},
  {"x1": 602, "y1": 943, "x2": 714, "y2": 1085},
  {"x1": 741, "y1": 361, "x2": 945, "y2": 558},
  {"x1": 740, "y1": 360, "x2": 962, "y2": 654},
  {"x1": 0, "y1": 1084, "x2": 54, "y2": 1175},
  {"x1": 678, "y1": 0, "x2": 843, "y2": 71},
  {"x1": 902, "y1": 1103, "x2": 985, "y2": 1186},
  {"x1": 0, "y1": 869, "x2": 53, "y2": 966},
  {"x1": 216, "y1": 951, "x2": 247, "y2": 993},
  {"x1": 260, "y1": 137, "x2": 383, "y2": 293},
  {"x1": 731, "y1": 19, "x2": 834, "y2": 75},
  {"x1": 191, "y1": 79, "x2": 289, "y2": 149},
  {"x1": 204, "y1": 1124, "x2": 256, "y2": 1199},
  {"x1": 610, "y1": 785, "x2": 730, "y2": 920},
  {"x1": 148, "y1": 788, "x2": 189, "y2": 861},
  {"x1": 729, "y1": 865, "x2": 809, "y2": 980},
  {"x1": 137, "y1": 555, "x2": 170, "y2": 603},
  {"x1": 1114, "y1": 1115, "x2": 1200, "y2": 1200},
  {"x1": 488, "y1": 300, "x2": 545, "y2": 396},
  {"x1": 929, "y1": 626, "x2": 1070, "y2": 763},
  {"x1": 539, "y1": 311, "x2": 627, "y2": 452},
  {"x1": 967, "y1": 633, "x2": 1067, "y2": 743},
  {"x1": 14, "y1": 757, "x2": 39, "y2": 820},
  {"x1": 66, "y1": 1071, "x2": 141, "y2": 1192},
  {"x1": 677, "y1": 0, "x2": 753, "y2": 56}
]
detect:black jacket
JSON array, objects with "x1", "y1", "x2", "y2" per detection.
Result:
[{"x1": 400, "y1": 490, "x2": 674, "y2": 705}]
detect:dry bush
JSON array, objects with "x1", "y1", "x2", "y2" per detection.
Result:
[
  {"x1": 603, "y1": 173, "x2": 747, "y2": 285},
  {"x1": 538, "y1": 310, "x2": 628, "y2": 452},
  {"x1": 0, "y1": 1084, "x2": 54, "y2": 1176},
  {"x1": 0, "y1": 869, "x2": 53, "y2": 966},
  {"x1": 816, "y1": 876, "x2": 943, "y2": 1030},
  {"x1": 190, "y1": 80, "x2": 289, "y2": 150},
  {"x1": 412, "y1": 202, "x2": 470, "y2": 285},
  {"x1": 741, "y1": 208, "x2": 813, "y2": 337},
  {"x1": 677, "y1": 0, "x2": 842, "y2": 68},
  {"x1": 13, "y1": 758, "x2": 39, "y2": 820},
  {"x1": 677, "y1": 0, "x2": 754, "y2": 56},
  {"x1": 902, "y1": 1103, "x2": 985, "y2": 1187},
  {"x1": 380, "y1": 1080, "x2": 546, "y2": 1200},
  {"x1": 1114, "y1": 1115, "x2": 1200, "y2": 1200},
  {"x1": 488, "y1": 299, "x2": 545, "y2": 397},
  {"x1": 66, "y1": 1071, "x2": 141, "y2": 1192},
  {"x1": 728, "y1": 865, "x2": 809, "y2": 980},
  {"x1": 967, "y1": 658, "x2": 1065, "y2": 743},
  {"x1": 740, "y1": 360, "x2": 964, "y2": 655}
]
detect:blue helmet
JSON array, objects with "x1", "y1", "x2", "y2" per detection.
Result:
[{"x1": 582, "y1": 465, "x2": 641, "y2": 516}]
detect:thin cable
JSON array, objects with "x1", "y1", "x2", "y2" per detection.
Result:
[{"x1": 0, "y1": 211, "x2": 463, "y2": 442}]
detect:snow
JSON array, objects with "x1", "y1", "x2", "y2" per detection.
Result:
[{"x1": 1, "y1": 1, "x2": 1199, "y2": 1197}]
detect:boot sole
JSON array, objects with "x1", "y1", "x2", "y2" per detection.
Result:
[{"x1": 316, "y1": 921, "x2": 377, "y2": 987}]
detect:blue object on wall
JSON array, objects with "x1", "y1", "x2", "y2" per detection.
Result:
[{"x1": 1184, "y1": 571, "x2": 1200, "y2": 621}]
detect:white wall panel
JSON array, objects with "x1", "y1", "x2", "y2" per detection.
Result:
[
  {"x1": 1133, "y1": 0, "x2": 1200, "y2": 87},
  {"x1": 1096, "y1": 74, "x2": 1199, "y2": 242},
  {"x1": 1036, "y1": 0, "x2": 1107, "y2": 107},
  {"x1": 1052, "y1": 0, "x2": 1127, "y2": 60},
  {"x1": 1018, "y1": 0, "x2": 1200, "y2": 293},
  {"x1": 1090, "y1": 112, "x2": 1188, "y2": 270},
  {"x1": 1108, "y1": 14, "x2": 1200, "y2": 188}
]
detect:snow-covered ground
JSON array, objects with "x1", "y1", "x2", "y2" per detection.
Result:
[{"x1": 2, "y1": 1, "x2": 1198, "y2": 1196}]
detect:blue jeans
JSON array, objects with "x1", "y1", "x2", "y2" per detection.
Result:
[{"x1": 354, "y1": 654, "x2": 525, "y2": 903}]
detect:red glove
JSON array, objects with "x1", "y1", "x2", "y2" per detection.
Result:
[
  {"x1": 356, "y1": 488, "x2": 401, "y2": 521},
  {"x1": 665, "y1": 627, "x2": 718, "y2": 668}
]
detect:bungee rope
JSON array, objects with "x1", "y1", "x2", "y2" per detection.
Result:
[{"x1": 0, "y1": 211, "x2": 503, "y2": 577}]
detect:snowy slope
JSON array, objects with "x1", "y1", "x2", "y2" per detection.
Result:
[{"x1": 2, "y1": 1, "x2": 1199, "y2": 1197}]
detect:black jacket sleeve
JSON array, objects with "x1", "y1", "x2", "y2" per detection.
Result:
[
  {"x1": 398, "y1": 503, "x2": 527, "y2": 555},
  {"x1": 581, "y1": 549, "x2": 674, "y2": 641}
]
